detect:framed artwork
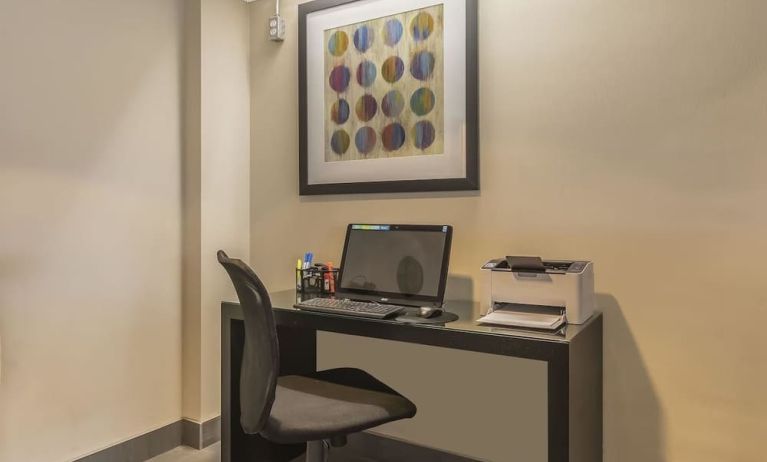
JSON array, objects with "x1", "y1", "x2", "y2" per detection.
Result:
[{"x1": 299, "y1": 0, "x2": 478, "y2": 195}]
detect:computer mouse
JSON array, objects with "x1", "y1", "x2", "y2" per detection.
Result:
[{"x1": 419, "y1": 307, "x2": 443, "y2": 318}]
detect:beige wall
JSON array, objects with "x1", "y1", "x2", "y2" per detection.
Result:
[
  {"x1": 0, "y1": 1, "x2": 184, "y2": 461},
  {"x1": 182, "y1": 0, "x2": 204, "y2": 425},
  {"x1": 249, "y1": 1, "x2": 767, "y2": 461},
  {"x1": 199, "y1": 0, "x2": 251, "y2": 422},
  {"x1": 182, "y1": 0, "x2": 251, "y2": 423}
]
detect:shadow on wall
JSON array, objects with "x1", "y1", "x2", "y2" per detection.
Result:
[
  {"x1": 598, "y1": 293, "x2": 666, "y2": 462},
  {"x1": 444, "y1": 274, "x2": 473, "y2": 301}
]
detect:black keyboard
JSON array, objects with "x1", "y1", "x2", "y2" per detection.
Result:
[{"x1": 295, "y1": 298, "x2": 404, "y2": 319}]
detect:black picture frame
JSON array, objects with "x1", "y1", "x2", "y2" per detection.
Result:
[{"x1": 298, "y1": 0, "x2": 479, "y2": 196}]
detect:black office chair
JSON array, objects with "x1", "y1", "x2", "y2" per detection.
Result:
[{"x1": 217, "y1": 250, "x2": 417, "y2": 462}]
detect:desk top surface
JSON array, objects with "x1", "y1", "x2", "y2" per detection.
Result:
[{"x1": 223, "y1": 290, "x2": 602, "y2": 345}]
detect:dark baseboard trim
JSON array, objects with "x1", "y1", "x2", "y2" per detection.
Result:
[
  {"x1": 76, "y1": 416, "x2": 476, "y2": 462},
  {"x1": 181, "y1": 416, "x2": 221, "y2": 450},
  {"x1": 180, "y1": 419, "x2": 198, "y2": 449},
  {"x1": 202, "y1": 416, "x2": 221, "y2": 448},
  {"x1": 74, "y1": 416, "x2": 220, "y2": 462},
  {"x1": 75, "y1": 421, "x2": 182, "y2": 462}
]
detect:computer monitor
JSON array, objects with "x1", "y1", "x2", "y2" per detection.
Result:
[{"x1": 336, "y1": 224, "x2": 453, "y2": 308}]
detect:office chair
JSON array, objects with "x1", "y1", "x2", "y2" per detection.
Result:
[{"x1": 217, "y1": 250, "x2": 417, "y2": 462}]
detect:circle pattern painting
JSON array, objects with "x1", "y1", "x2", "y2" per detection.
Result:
[
  {"x1": 355, "y1": 94, "x2": 378, "y2": 122},
  {"x1": 410, "y1": 88, "x2": 435, "y2": 116},
  {"x1": 355, "y1": 127, "x2": 377, "y2": 154},
  {"x1": 353, "y1": 26, "x2": 374, "y2": 53},
  {"x1": 330, "y1": 99, "x2": 350, "y2": 124},
  {"x1": 327, "y1": 31, "x2": 349, "y2": 57},
  {"x1": 411, "y1": 12, "x2": 434, "y2": 41},
  {"x1": 410, "y1": 51, "x2": 435, "y2": 81},
  {"x1": 330, "y1": 130, "x2": 350, "y2": 154},
  {"x1": 356, "y1": 61, "x2": 377, "y2": 87},
  {"x1": 323, "y1": 5, "x2": 443, "y2": 161},
  {"x1": 382, "y1": 90, "x2": 405, "y2": 118},
  {"x1": 382, "y1": 19, "x2": 403, "y2": 46},
  {"x1": 381, "y1": 123, "x2": 406, "y2": 151},
  {"x1": 381, "y1": 56, "x2": 405, "y2": 83},
  {"x1": 412, "y1": 120, "x2": 436, "y2": 150},
  {"x1": 328, "y1": 65, "x2": 351, "y2": 93}
]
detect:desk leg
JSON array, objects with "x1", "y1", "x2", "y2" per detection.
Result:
[
  {"x1": 548, "y1": 316, "x2": 603, "y2": 462},
  {"x1": 548, "y1": 353, "x2": 569, "y2": 462},
  {"x1": 222, "y1": 317, "x2": 316, "y2": 462},
  {"x1": 568, "y1": 316, "x2": 603, "y2": 462}
]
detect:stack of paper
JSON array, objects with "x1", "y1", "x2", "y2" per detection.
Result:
[{"x1": 478, "y1": 309, "x2": 565, "y2": 330}]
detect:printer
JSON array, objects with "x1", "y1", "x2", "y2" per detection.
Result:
[{"x1": 478, "y1": 256, "x2": 594, "y2": 330}]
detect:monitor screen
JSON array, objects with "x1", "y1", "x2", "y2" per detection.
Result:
[{"x1": 338, "y1": 224, "x2": 452, "y2": 305}]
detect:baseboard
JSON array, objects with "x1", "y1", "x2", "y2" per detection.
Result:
[
  {"x1": 74, "y1": 416, "x2": 220, "y2": 462},
  {"x1": 181, "y1": 416, "x2": 221, "y2": 450},
  {"x1": 202, "y1": 416, "x2": 221, "y2": 448},
  {"x1": 75, "y1": 416, "x2": 476, "y2": 462},
  {"x1": 180, "y1": 419, "x2": 198, "y2": 449},
  {"x1": 74, "y1": 421, "x2": 182, "y2": 462}
]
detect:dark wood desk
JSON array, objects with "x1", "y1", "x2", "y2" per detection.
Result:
[{"x1": 221, "y1": 291, "x2": 602, "y2": 462}]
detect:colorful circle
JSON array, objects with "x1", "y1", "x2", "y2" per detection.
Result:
[
  {"x1": 412, "y1": 120, "x2": 436, "y2": 150},
  {"x1": 353, "y1": 26, "x2": 374, "y2": 52},
  {"x1": 410, "y1": 87, "x2": 436, "y2": 116},
  {"x1": 355, "y1": 127, "x2": 377, "y2": 154},
  {"x1": 327, "y1": 31, "x2": 349, "y2": 56},
  {"x1": 381, "y1": 123, "x2": 406, "y2": 151},
  {"x1": 355, "y1": 94, "x2": 378, "y2": 122},
  {"x1": 330, "y1": 130, "x2": 350, "y2": 154},
  {"x1": 410, "y1": 51, "x2": 435, "y2": 81},
  {"x1": 382, "y1": 19, "x2": 404, "y2": 46},
  {"x1": 381, "y1": 56, "x2": 405, "y2": 83},
  {"x1": 411, "y1": 12, "x2": 435, "y2": 41},
  {"x1": 328, "y1": 65, "x2": 351, "y2": 93},
  {"x1": 382, "y1": 90, "x2": 405, "y2": 118},
  {"x1": 356, "y1": 61, "x2": 377, "y2": 87},
  {"x1": 330, "y1": 99, "x2": 350, "y2": 124}
]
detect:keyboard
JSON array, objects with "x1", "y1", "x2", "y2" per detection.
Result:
[{"x1": 295, "y1": 298, "x2": 404, "y2": 319}]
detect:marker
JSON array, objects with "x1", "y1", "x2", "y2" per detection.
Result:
[
  {"x1": 296, "y1": 259, "x2": 303, "y2": 289},
  {"x1": 327, "y1": 262, "x2": 335, "y2": 293}
]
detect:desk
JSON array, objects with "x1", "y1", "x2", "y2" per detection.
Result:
[{"x1": 221, "y1": 291, "x2": 602, "y2": 462}]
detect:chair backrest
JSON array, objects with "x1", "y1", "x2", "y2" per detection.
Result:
[{"x1": 217, "y1": 250, "x2": 279, "y2": 434}]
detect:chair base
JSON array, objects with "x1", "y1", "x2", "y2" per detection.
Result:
[{"x1": 306, "y1": 440, "x2": 329, "y2": 462}]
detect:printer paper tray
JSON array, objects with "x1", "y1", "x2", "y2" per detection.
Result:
[{"x1": 477, "y1": 309, "x2": 565, "y2": 330}]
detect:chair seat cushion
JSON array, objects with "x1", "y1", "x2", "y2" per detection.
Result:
[{"x1": 261, "y1": 368, "x2": 417, "y2": 444}]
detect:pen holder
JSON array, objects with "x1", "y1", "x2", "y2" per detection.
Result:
[{"x1": 296, "y1": 267, "x2": 340, "y2": 295}]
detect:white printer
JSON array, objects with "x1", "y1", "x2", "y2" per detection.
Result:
[{"x1": 478, "y1": 256, "x2": 594, "y2": 330}]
